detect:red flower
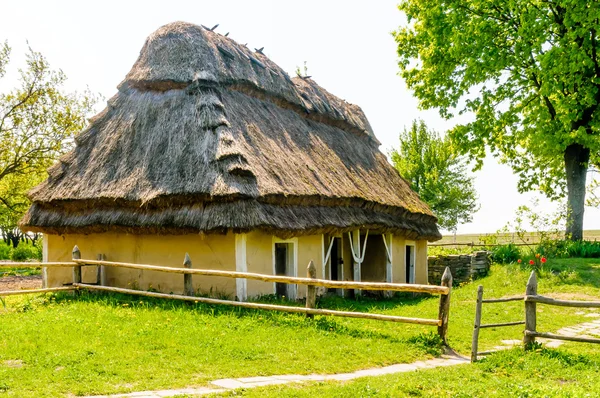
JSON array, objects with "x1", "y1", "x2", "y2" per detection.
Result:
[
  {"x1": 517, "y1": 259, "x2": 522, "y2": 263},
  {"x1": 529, "y1": 260, "x2": 535, "y2": 265},
  {"x1": 541, "y1": 257, "x2": 547, "y2": 263}
]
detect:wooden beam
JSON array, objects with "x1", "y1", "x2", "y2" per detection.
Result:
[
  {"x1": 74, "y1": 259, "x2": 450, "y2": 295},
  {"x1": 96, "y1": 254, "x2": 105, "y2": 286},
  {"x1": 183, "y1": 253, "x2": 194, "y2": 296},
  {"x1": 437, "y1": 267, "x2": 453, "y2": 344},
  {"x1": 305, "y1": 261, "x2": 317, "y2": 318},
  {"x1": 72, "y1": 246, "x2": 81, "y2": 296},
  {"x1": 525, "y1": 295, "x2": 600, "y2": 308},
  {"x1": 479, "y1": 321, "x2": 525, "y2": 329},
  {"x1": 74, "y1": 283, "x2": 442, "y2": 326},
  {"x1": 0, "y1": 287, "x2": 76, "y2": 297},
  {"x1": 523, "y1": 271, "x2": 537, "y2": 346},
  {"x1": 525, "y1": 331, "x2": 600, "y2": 344},
  {"x1": 471, "y1": 285, "x2": 483, "y2": 363},
  {"x1": 482, "y1": 296, "x2": 524, "y2": 303}
]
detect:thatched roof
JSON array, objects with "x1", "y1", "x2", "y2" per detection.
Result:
[{"x1": 20, "y1": 22, "x2": 441, "y2": 241}]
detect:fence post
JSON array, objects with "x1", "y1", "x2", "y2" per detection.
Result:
[
  {"x1": 72, "y1": 245, "x2": 81, "y2": 295},
  {"x1": 183, "y1": 253, "x2": 194, "y2": 296},
  {"x1": 523, "y1": 271, "x2": 537, "y2": 346},
  {"x1": 306, "y1": 260, "x2": 317, "y2": 318},
  {"x1": 437, "y1": 267, "x2": 453, "y2": 345},
  {"x1": 96, "y1": 254, "x2": 105, "y2": 286},
  {"x1": 471, "y1": 285, "x2": 484, "y2": 362}
]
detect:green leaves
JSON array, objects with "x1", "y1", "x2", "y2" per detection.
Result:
[
  {"x1": 0, "y1": 43, "x2": 98, "y2": 231},
  {"x1": 391, "y1": 120, "x2": 479, "y2": 232},
  {"x1": 394, "y1": 0, "x2": 600, "y2": 238}
]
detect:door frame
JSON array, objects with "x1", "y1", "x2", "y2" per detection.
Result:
[
  {"x1": 323, "y1": 235, "x2": 343, "y2": 296},
  {"x1": 272, "y1": 237, "x2": 298, "y2": 300},
  {"x1": 405, "y1": 240, "x2": 416, "y2": 284}
]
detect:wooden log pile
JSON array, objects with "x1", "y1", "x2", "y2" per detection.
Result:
[{"x1": 428, "y1": 251, "x2": 490, "y2": 285}]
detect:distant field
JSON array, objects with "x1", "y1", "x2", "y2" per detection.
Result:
[{"x1": 437, "y1": 230, "x2": 600, "y2": 246}]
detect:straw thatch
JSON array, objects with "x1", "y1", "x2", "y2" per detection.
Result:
[{"x1": 20, "y1": 22, "x2": 441, "y2": 241}]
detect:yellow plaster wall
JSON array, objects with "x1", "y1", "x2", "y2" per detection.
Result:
[
  {"x1": 245, "y1": 230, "x2": 275, "y2": 298},
  {"x1": 44, "y1": 231, "x2": 423, "y2": 299},
  {"x1": 415, "y1": 239, "x2": 429, "y2": 284},
  {"x1": 392, "y1": 235, "x2": 406, "y2": 283},
  {"x1": 296, "y1": 234, "x2": 322, "y2": 299},
  {"x1": 45, "y1": 233, "x2": 236, "y2": 296}
]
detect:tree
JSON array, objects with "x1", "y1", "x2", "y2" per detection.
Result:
[
  {"x1": 394, "y1": 0, "x2": 600, "y2": 240},
  {"x1": 391, "y1": 120, "x2": 479, "y2": 232},
  {"x1": 0, "y1": 41, "x2": 97, "y2": 246}
]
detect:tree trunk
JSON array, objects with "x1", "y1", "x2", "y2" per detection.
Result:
[
  {"x1": 9, "y1": 233, "x2": 20, "y2": 248},
  {"x1": 564, "y1": 144, "x2": 590, "y2": 241}
]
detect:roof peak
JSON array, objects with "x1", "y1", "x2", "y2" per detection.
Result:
[{"x1": 123, "y1": 21, "x2": 377, "y2": 143}]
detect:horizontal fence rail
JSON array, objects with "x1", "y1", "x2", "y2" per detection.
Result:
[
  {"x1": 482, "y1": 296, "x2": 524, "y2": 303},
  {"x1": 479, "y1": 320, "x2": 526, "y2": 329},
  {"x1": 524, "y1": 331, "x2": 600, "y2": 345},
  {"x1": 473, "y1": 271, "x2": 600, "y2": 362},
  {"x1": 471, "y1": 285, "x2": 526, "y2": 362},
  {"x1": 1, "y1": 246, "x2": 455, "y2": 343},
  {"x1": 74, "y1": 283, "x2": 442, "y2": 326},
  {"x1": 524, "y1": 272, "x2": 600, "y2": 346},
  {"x1": 525, "y1": 295, "x2": 600, "y2": 308},
  {"x1": 74, "y1": 259, "x2": 450, "y2": 295}
]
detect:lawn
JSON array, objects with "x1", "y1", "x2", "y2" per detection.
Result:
[
  {"x1": 1, "y1": 258, "x2": 600, "y2": 397},
  {"x1": 211, "y1": 348, "x2": 600, "y2": 397}
]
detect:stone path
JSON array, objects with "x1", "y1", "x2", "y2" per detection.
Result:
[
  {"x1": 86, "y1": 353, "x2": 468, "y2": 398},
  {"x1": 87, "y1": 316, "x2": 600, "y2": 398},
  {"x1": 491, "y1": 317, "x2": 600, "y2": 351}
]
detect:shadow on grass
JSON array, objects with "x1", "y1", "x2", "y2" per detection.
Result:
[
  {"x1": 495, "y1": 258, "x2": 600, "y2": 289},
  {"x1": 40, "y1": 290, "x2": 440, "y2": 347},
  {"x1": 477, "y1": 346, "x2": 600, "y2": 373},
  {"x1": 542, "y1": 259, "x2": 600, "y2": 289}
]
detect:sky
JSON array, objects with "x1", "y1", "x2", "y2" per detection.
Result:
[{"x1": 1, "y1": 0, "x2": 598, "y2": 235}]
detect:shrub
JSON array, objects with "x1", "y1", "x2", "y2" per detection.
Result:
[
  {"x1": 428, "y1": 245, "x2": 476, "y2": 256},
  {"x1": 536, "y1": 240, "x2": 600, "y2": 259},
  {"x1": 0, "y1": 243, "x2": 11, "y2": 260},
  {"x1": 490, "y1": 244, "x2": 521, "y2": 264},
  {"x1": 10, "y1": 244, "x2": 40, "y2": 261}
]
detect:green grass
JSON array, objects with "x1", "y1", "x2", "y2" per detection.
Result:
[
  {"x1": 0, "y1": 267, "x2": 41, "y2": 277},
  {"x1": 0, "y1": 293, "x2": 443, "y2": 397},
  {"x1": 1, "y1": 258, "x2": 600, "y2": 397},
  {"x1": 211, "y1": 348, "x2": 600, "y2": 397}
]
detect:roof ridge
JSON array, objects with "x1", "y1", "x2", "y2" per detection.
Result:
[{"x1": 123, "y1": 21, "x2": 377, "y2": 143}]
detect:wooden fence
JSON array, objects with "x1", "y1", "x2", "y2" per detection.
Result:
[
  {"x1": 1, "y1": 245, "x2": 454, "y2": 343},
  {"x1": 471, "y1": 271, "x2": 600, "y2": 362},
  {"x1": 470, "y1": 286, "x2": 525, "y2": 362}
]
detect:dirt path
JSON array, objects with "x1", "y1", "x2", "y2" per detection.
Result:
[{"x1": 0, "y1": 275, "x2": 42, "y2": 291}]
